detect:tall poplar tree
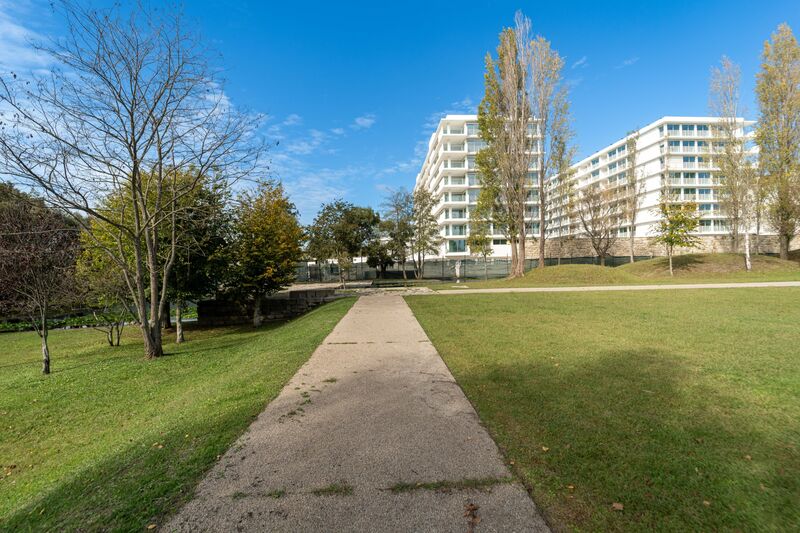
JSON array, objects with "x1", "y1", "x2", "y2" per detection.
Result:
[{"x1": 756, "y1": 23, "x2": 800, "y2": 259}]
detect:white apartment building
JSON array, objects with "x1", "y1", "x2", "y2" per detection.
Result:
[
  {"x1": 547, "y1": 116, "x2": 755, "y2": 243},
  {"x1": 413, "y1": 114, "x2": 541, "y2": 258},
  {"x1": 414, "y1": 115, "x2": 757, "y2": 259}
]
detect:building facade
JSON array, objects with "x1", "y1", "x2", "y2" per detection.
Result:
[
  {"x1": 414, "y1": 115, "x2": 764, "y2": 259},
  {"x1": 413, "y1": 114, "x2": 541, "y2": 258}
]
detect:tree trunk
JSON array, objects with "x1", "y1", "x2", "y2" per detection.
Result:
[
  {"x1": 142, "y1": 325, "x2": 163, "y2": 358},
  {"x1": 779, "y1": 233, "x2": 790, "y2": 260},
  {"x1": 668, "y1": 251, "x2": 674, "y2": 277},
  {"x1": 484, "y1": 256, "x2": 488, "y2": 281},
  {"x1": 629, "y1": 231, "x2": 635, "y2": 263},
  {"x1": 744, "y1": 232, "x2": 752, "y2": 272},
  {"x1": 253, "y1": 296, "x2": 263, "y2": 328},
  {"x1": 162, "y1": 302, "x2": 172, "y2": 330},
  {"x1": 176, "y1": 298, "x2": 184, "y2": 344},
  {"x1": 514, "y1": 220, "x2": 526, "y2": 277},
  {"x1": 401, "y1": 260, "x2": 407, "y2": 280},
  {"x1": 538, "y1": 172, "x2": 546, "y2": 269},
  {"x1": 755, "y1": 214, "x2": 761, "y2": 255},
  {"x1": 41, "y1": 325, "x2": 50, "y2": 375},
  {"x1": 600, "y1": 254, "x2": 606, "y2": 267}
]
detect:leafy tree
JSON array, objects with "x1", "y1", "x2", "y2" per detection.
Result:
[
  {"x1": 467, "y1": 207, "x2": 494, "y2": 280},
  {"x1": 653, "y1": 196, "x2": 701, "y2": 276},
  {"x1": 166, "y1": 180, "x2": 230, "y2": 342},
  {"x1": 409, "y1": 189, "x2": 441, "y2": 279},
  {"x1": 0, "y1": 184, "x2": 79, "y2": 373},
  {"x1": 477, "y1": 24, "x2": 529, "y2": 278},
  {"x1": 755, "y1": 23, "x2": 800, "y2": 259},
  {"x1": 77, "y1": 229, "x2": 134, "y2": 347},
  {"x1": 381, "y1": 189, "x2": 413, "y2": 279},
  {"x1": 366, "y1": 240, "x2": 394, "y2": 278},
  {"x1": 226, "y1": 181, "x2": 303, "y2": 327},
  {"x1": 307, "y1": 201, "x2": 379, "y2": 287}
]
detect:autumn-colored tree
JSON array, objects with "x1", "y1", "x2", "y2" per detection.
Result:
[
  {"x1": 755, "y1": 23, "x2": 800, "y2": 259},
  {"x1": 0, "y1": 184, "x2": 79, "y2": 373},
  {"x1": 623, "y1": 130, "x2": 644, "y2": 262},
  {"x1": 226, "y1": 181, "x2": 303, "y2": 327}
]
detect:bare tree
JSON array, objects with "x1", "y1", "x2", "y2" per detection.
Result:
[
  {"x1": 0, "y1": 193, "x2": 78, "y2": 374},
  {"x1": 710, "y1": 56, "x2": 756, "y2": 268},
  {"x1": 623, "y1": 130, "x2": 645, "y2": 262},
  {"x1": 0, "y1": 2, "x2": 263, "y2": 358},
  {"x1": 517, "y1": 12, "x2": 573, "y2": 270},
  {"x1": 576, "y1": 181, "x2": 619, "y2": 266}
]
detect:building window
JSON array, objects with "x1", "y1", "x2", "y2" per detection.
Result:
[
  {"x1": 451, "y1": 225, "x2": 466, "y2": 236},
  {"x1": 448, "y1": 239, "x2": 466, "y2": 253},
  {"x1": 451, "y1": 192, "x2": 466, "y2": 202},
  {"x1": 492, "y1": 239, "x2": 507, "y2": 245},
  {"x1": 451, "y1": 208, "x2": 466, "y2": 219}
]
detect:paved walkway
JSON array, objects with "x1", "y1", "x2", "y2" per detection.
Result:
[
  {"x1": 435, "y1": 280, "x2": 800, "y2": 295},
  {"x1": 167, "y1": 294, "x2": 549, "y2": 532}
]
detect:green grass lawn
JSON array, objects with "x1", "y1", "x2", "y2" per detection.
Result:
[
  {"x1": 0, "y1": 298, "x2": 354, "y2": 531},
  {"x1": 406, "y1": 289, "x2": 800, "y2": 531},
  {"x1": 431, "y1": 254, "x2": 800, "y2": 290}
]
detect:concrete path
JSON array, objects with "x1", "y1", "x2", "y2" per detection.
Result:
[
  {"x1": 435, "y1": 280, "x2": 800, "y2": 295},
  {"x1": 167, "y1": 294, "x2": 549, "y2": 532}
]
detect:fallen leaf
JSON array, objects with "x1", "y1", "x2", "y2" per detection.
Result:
[
  {"x1": 703, "y1": 500, "x2": 711, "y2": 506},
  {"x1": 744, "y1": 455, "x2": 752, "y2": 461},
  {"x1": 542, "y1": 446, "x2": 550, "y2": 452},
  {"x1": 146, "y1": 525, "x2": 157, "y2": 530},
  {"x1": 567, "y1": 485, "x2": 575, "y2": 490},
  {"x1": 611, "y1": 502, "x2": 624, "y2": 511}
]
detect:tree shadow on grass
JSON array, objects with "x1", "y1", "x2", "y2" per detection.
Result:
[
  {"x1": 458, "y1": 347, "x2": 798, "y2": 532},
  {"x1": 3, "y1": 406, "x2": 261, "y2": 531}
]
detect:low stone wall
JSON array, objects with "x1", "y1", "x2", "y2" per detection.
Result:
[
  {"x1": 198, "y1": 289, "x2": 340, "y2": 327},
  {"x1": 529, "y1": 234, "x2": 798, "y2": 260}
]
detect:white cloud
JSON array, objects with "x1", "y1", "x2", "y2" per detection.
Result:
[
  {"x1": 282, "y1": 113, "x2": 302, "y2": 126},
  {"x1": 0, "y1": 1, "x2": 51, "y2": 71},
  {"x1": 331, "y1": 127, "x2": 345, "y2": 135},
  {"x1": 615, "y1": 56, "x2": 640, "y2": 69},
  {"x1": 352, "y1": 114, "x2": 376, "y2": 129},
  {"x1": 423, "y1": 96, "x2": 477, "y2": 129},
  {"x1": 571, "y1": 56, "x2": 588, "y2": 69}
]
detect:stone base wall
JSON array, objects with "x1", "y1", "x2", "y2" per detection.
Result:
[
  {"x1": 198, "y1": 289, "x2": 340, "y2": 327},
  {"x1": 527, "y1": 234, "x2": 798, "y2": 260}
]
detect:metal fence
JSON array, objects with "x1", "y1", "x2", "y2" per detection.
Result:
[{"x1": 295, "y1": 255, "x2": 653, "y2": 283}]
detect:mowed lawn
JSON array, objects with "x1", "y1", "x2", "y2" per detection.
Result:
[
  {"x1": 406, "y1": 289, "x2": 800, "y2": 531},
  {"x1": 0, "y1": 298, "x2": 354, "y2": 531}
]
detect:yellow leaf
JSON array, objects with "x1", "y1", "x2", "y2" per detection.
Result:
[
  {"x1": 611, "y1": 502, "x2": 624, "y2": 511},
  {"x1": 542, "y1": 446, "x2": 550, "y2": 452}
]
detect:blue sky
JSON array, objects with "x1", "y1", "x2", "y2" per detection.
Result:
[{"x1": 1, "y1": 1, "x2": 798, "y2": 222}]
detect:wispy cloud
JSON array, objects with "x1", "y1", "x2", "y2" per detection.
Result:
[
  {"x1": 0, "y1": 1, "x2": 51, "y2": 71},
  {"x1": 423, "y1": 96, "x2": 477, "y2": 129},
  {"x1": 282, "y1": 113, "x2": 303, "y2": 126},
  {"x1": 331, "y1": 127, "x2": 345, "y2": 135},
  {"x1": 352, "y1": 113, "x2": 376, "y2": 129},
  {"x1": 615, "y1": 56, "x2": 640, "y2": 69},
  {"x1": 571, "y1": 56, "x2": 588, "y2": 69}
]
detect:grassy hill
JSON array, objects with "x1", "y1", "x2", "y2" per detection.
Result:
[
  {"x1": 617, "y1": 253, "x2": 800, "y2": 279},
  {"x1": 435, "y1": 254, "x2": 800, "y2": 290}
]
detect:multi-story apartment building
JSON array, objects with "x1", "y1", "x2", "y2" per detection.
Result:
[
  {"x1": 413, "y1": 114, "x2": 541, "y2": 258},
  {"x1": 546, "y1": 116, "x2": 755, "y2": 246},
  {"x1": 414, "y1": 115, "x2": 759, "y2": 259}
]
